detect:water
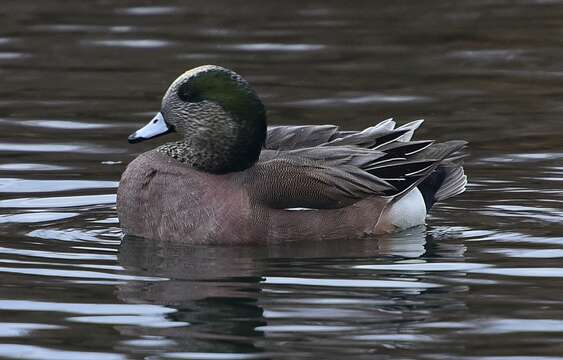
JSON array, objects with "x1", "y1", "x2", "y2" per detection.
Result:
[{"x1": 1, "y1": 0, "x2": 562, "y2": 359}]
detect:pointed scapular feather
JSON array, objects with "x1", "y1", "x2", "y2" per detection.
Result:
[
  {"x1": 413, "y1": 140, "x2": 468, "y2": 161},
  {"x1": 326, "y1": 128, "x2": 409, "y2": 148},
  {"x1": 323, "y1": 119, "x2": 396, "y2": 147},
  {"x1": 366, "y1": 159, "x2": 438, "y2": 179},
  {"x1": 265, "y1": 125, "x2": 339, "y2": 150},
  {"x1": 284, "y1": 146, "x2": 386, "y2": 167},
  {"x1": 378, "y1": 140, "x2": 435, "y2": 159},
  {"x1": 395, "y1": 119, "x2": 424, "y2": 141},
  {"x1": 371, "y1": 129, "x2": 412, "y2": 149}
]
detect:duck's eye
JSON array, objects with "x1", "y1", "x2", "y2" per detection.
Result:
[{"x1": 178, "y1": 82, "x2": 204, "y2": 103}]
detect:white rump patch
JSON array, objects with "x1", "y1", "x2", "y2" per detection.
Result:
[{"x1": 386, "y1": 187, "x2": 427, "y2": 229}]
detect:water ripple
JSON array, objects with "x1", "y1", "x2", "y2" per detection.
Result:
[
  {"x1": 0, "y1": 119, "x2": 113, "y2": 130},
  {"x1": 0, "y1": 344, "x2": 125, "y2": 360},
  {"x1": 27, "y1": 228, "x2": 109, "y2": 242},
  {"x1": 255, "y1": 324, "x2": 355, "y2": 333},
  {"x1": 0, "y1": 212, "x2": 79, "y2": 224},
  {"x1": 160, "y1": 353, "x2": 271, "y2": 360},
  {"x1": 0, "y1": 163, "x2": 71, "y2": 171},
  {"x1": 0, "y1": 246, "x2": 116, "y2": 260},
  {"x1": 470, "y1": 267, "x2": 563, "y2": 278},
  {"x1": 0, "y1": 300, "x2": 175, "y2": 315},
  {"x1": 116, "y1": 6, "x2": 178, "y2": 16},
  {"x1": 0, "y1": 194, "x2": 116, "y2": 208},
  {"x1": 0, "y1": 178, "x2": 117, "y2": 193},
  {"x1": 262, "y1": 276, "x2": 439, "y2": 289},
  {"x1": 68, "y1": 315, "x2": 188, "y2": 328},
  {"x1": 86, "y1": 39, "x2": 173, "y2": 48},
  {"x1": 0, "y1": 52, "x2": 29, "y2": 60},
  {"x1": 0, "y1": 323, "x2": 63, "y2": 337},
  {"x1": 354, "y1": 262, "x2": 489, "y2": 271},
  {"x1": 485, "y1": 248, "x2": 563, "y2": 258},
  {"x1": 0, "y1": 143, "x2": 121, "y2": 154},
  {"x1": 226, "y1": 43, "x2": 325, "y2": 52},
  {"x1": 286, "y1": 94, "x2": 431, "y2": 107},
  {"x1": 0, "y1": 266, "x2": 165, "y2": 281}
]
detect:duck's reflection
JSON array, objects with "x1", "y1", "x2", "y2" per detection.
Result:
[
  {"x1": 117, "y1": 227, "x2": 467, "y2": 356},
  {"x1": 118, "y1": 237, "x2": 268, "y2": 353}
]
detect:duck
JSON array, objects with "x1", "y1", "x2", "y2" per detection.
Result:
[{"x1": 117, "y1": 65, "x2": 467, "y2": 244}]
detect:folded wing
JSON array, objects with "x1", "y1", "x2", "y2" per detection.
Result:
[{"x1": 256, "y1": 119, "x2": 467, "y2": 210}]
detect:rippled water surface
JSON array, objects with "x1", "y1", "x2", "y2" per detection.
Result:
[{"x1": 1, "y1": 1, "x2": 563, "y2": 359}]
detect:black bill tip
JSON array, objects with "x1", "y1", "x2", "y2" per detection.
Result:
[{"x1": 128, "y1": 132, "x2": 146, "y2": 144}]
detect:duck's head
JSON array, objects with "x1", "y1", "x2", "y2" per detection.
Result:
[{"x1": 128, "y1": 65, "x2": 267, "y2": 173}]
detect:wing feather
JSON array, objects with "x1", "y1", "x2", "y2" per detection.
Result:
[{"x1": 257, "y1": 119, "x2": 468, "y2": 209}]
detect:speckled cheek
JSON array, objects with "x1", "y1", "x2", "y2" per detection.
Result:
[
  {"x1": 160, "y1": 105, "x2": 185, "y2": 134},
  {"x1": 188, "y1": 102, "x2": 237, "y2": 135}
]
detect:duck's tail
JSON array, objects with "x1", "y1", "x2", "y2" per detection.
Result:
[{"x1": 417, "y1": 160, "x2": 467, "y2": 211}]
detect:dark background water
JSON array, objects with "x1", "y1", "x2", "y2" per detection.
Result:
[{"x1": 1, "y1": 0, "x2": 563, "y2": 359}]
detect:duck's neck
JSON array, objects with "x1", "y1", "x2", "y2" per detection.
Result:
[{"x1": 157, "y1": 128, "x2": 265, "y2": 174}]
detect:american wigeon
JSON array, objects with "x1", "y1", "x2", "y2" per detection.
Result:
[{"x1": 117, "y1": 65, "x2": 467, "y2": 244}]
